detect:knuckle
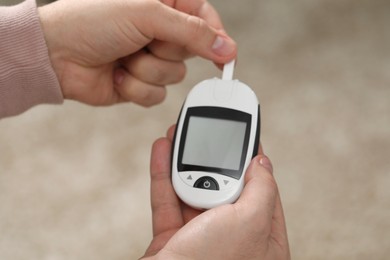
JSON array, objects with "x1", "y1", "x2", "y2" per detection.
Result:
[
  {"x1": 138, "y1": 87, "x2": 166, "y2": 107},
  {"x1": 176, "y1": 63, "x2": 187, "y2": 82},
  {"x1": 149, "y1": 62, "x2": 186, "y2": 85},
  {"x1": 185, "y1": 15, "x2": 208, "y2": 40},
  {"x1": 142, "y1": 0, "x2": 161, "y2": 12},
  {"x1": 172, "y1": 63, "x2": 187, "y2": 83},
  {"x1": 149, "y1": 66, "x2": 167, "y2": 83}
]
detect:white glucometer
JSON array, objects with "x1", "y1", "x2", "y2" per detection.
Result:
[{"x1": 171, "y1": 60, "x2": 260, "y2": 209}]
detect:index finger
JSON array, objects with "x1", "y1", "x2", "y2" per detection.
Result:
[{"x1": 161, "y1": 0, "x2": 224, "y2": 30}]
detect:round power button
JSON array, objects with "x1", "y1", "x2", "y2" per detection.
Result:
[{"x1": 194, "y1": 176, "x2": 219, "y2": 190}]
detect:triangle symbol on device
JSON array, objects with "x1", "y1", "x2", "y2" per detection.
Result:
[
  {"x1": 187, "y1": 175, "x2": 193, "y2": 180},
  {"x1": 224, "y1": 180, "x2": 229, "y2": 185}
]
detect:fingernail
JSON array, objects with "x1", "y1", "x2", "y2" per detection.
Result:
[
  {"x1": 259, "y1": 156, "x2": 273, "y2": 174},
  {"x1": 114, "y1": 69, "x2": 125, "y2": 85},
  {"x1": 212, "y1": 36, "x2": 236, "y2": 56}
]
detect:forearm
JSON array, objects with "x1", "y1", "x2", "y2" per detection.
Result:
[{"x1": 0, "y1": 0, "x2": 63, "y2": 119}]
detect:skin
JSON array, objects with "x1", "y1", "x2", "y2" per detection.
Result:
[
  {"x1": 142, "y1": 125, "x2": 291, "y2": 259},
  {"x1": 38, "y1": 0, "x2": 237, "y2": 107}
]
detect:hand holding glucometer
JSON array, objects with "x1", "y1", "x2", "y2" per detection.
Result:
[{"x1": 171, "y1": 60, "x2": 260, "y2": 209}]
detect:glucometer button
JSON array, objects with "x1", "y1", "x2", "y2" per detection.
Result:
[
  {"x1": 194, "y1": 177, "x2": 219, "y2": 190},
  {"x1": 203, "y1": 180, "x2": 212, "y2": 189}
]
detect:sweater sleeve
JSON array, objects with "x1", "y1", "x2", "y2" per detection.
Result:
[{"x1": 0, "y1": 0, "x2": 63, "y2": 119}]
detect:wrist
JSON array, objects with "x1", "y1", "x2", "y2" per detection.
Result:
[
  {"x1": 0, "y1": 0, "x2": 63, "y2": 117},
  {"x1": 38, "y1": 2, "x2": 67, "y2": 97}
]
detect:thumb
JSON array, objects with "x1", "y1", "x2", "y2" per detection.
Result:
[
  {"x1": 135, "y1": 1, "x2": 237, "y2": 63},
  {"x1": 235, "y1": 155, "x2": 278, "y2": 223}
]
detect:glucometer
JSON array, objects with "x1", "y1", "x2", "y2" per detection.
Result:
[{"x1": 171, "y1": 60, "x2": 260, "y2": 209}]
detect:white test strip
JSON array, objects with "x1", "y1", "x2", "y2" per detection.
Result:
[{"x1": 222, "y1": 59, "x2": 236, "y2": 80}]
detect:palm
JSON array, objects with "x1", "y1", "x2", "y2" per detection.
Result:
[{"x1": 145, "y1": 201, "x2": 203, "y2": 257}]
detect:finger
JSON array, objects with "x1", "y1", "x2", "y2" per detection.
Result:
[
  {"x1": 157, "y1": 0, "x2": 228, "y2": 67},
  {"x1": 147, "y1": 41, "x2": 193, "y2": 62},
  {"x1": 271, "y1": 189, "x2": 290, "y2": 253},
  {"x1": 235, "y1": 155, "x2": 277, "y2": 226},
  {"x1": 122, "y1": 50, "x2": 187, "y2": 85},
  {"x1": 135, "y1": 1, "x2": 237, "y2": 64},
  {"x1": 162, "y1": 0, "x2": 224, "y2": 30},
  {"x1": 166, "y1": 124, "x2": 176, "y2": 141},
  {"x1": 259, "y1": 155, "x2": 273, "y2": 175},
  {"x1": 256, "y1": 156, "x2": 288, "y2": 239},
  {"x1": 182, "y1": 204, "x2": 204, "y2": 223},
  {"x1": 164, "y1": 124, "x2": 204, "y2": 223},
  {"x1": 150, "y1": 137, "x2": 184, "y2": 236},
  {"x1": 232, "y1": 152, "x2": 288, "y2": 256},
  {"x1": 114, "y1": 68, "x2": 166, "y2": 107},
  {"x1": 192, "y1": 1, "x2": 225, "y2": 30},
  {"x1": 261, "y1": 157, "x2": 290, "y2": 253},
  {"x1": 258, "y1": 142, "x2": 265, "y2": 156}
]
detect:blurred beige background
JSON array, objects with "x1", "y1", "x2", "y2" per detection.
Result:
[{"x1": 1, "y1": 0, "x2": 390, "y2": 259}]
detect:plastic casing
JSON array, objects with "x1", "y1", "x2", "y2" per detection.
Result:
[{"x1": 172, "y1": 78, "x2": 260, "y2": 209}]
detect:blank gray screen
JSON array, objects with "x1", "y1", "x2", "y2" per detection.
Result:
[{"x1": 182, "y1": 116, "x2": 247, "y2": 170}]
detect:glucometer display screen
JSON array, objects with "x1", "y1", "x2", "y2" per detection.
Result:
[
  {"x1": 178, "y1": 106, "x2": 252, "y2": 179},
  {"x1": 182, "y1": 116, "x2": 247, "y2": 171}
]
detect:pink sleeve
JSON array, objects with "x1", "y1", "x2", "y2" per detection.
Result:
[{"x1": 0, "y1": 0, "x2": 63, "y2": 119}]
